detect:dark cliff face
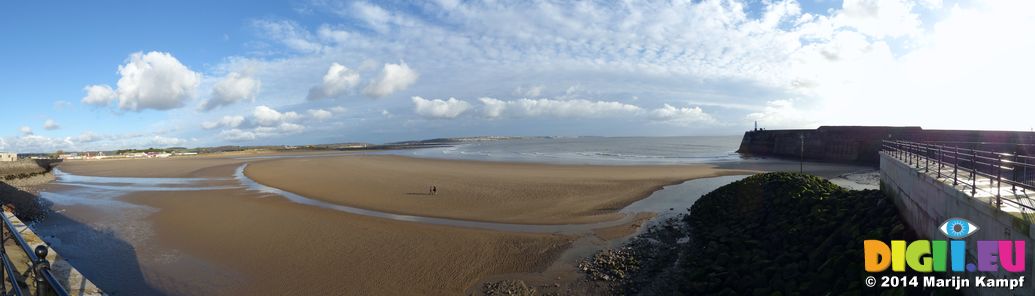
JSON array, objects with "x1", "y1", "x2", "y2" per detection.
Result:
[{"x1": 737, "y1": 126, "x2": 1035, "y2": 165}]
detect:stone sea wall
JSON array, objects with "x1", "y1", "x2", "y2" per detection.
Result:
[
  {"x1": 0, "y1": 159, "x2": 61, "y2": 220},
  {"x1": 738, "y1": 126, "x2": 1035, "y2": 165}
]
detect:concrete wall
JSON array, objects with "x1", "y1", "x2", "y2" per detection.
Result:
[
  {"x1": 0, "y1": 153, "x2": 15, "y2": 162},
  {"x1": 4, "y1": 211, "x2": 103, "y2": 295},
  {"x1": 880, "y1": 153, "x2": 1034, "y2": 295},
  {"x1": 739, "y1": 126, "x2": 1035, "y2": 165}
]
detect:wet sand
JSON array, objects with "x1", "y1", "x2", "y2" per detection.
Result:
[
  {"x1": 47, "y1": 154, "x2": 754, "y2": 295},
  {"x1": 58, "y1": 157, "x2": 246, "y2": 178},
  {"x1": 39, "y1": 153, "x2": 871, "y2": 295},
  {"x1": 245, "y1": 155, "x2": 754, "y2": 224},
  {"x1": 126, "y1": 189, "x2": 571, "y2": 295}
]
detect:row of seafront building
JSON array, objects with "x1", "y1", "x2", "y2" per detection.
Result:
[
  {"x1": 55, "y1": 151, "x2": 198, "y2": 160},
  {"x1": 0, "y1": 151, "x2": 198, "y2": 161}
]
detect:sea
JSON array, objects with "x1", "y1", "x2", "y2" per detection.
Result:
[{"x1": 389, "y1": 136, "x2": 746, "y2": 165}]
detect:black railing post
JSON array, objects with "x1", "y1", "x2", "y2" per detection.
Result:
[
  {"x1": 906, "y1": 143, "x2": 911, "y2": 165},
  {"x1": 971, "y1": 149, "x2": 977, "y2": 195},
  {"x1": 33, "y1": 246, "x2": 50, "y2": 296},
  {"x1": 1, "y1": 213, "x2": 5, "y2": 294},
  {"x1": 953, "y1": 146, "x2": 959, "y2": 186},
  {"x1": 909, "y1": 142, "x2": 913, "y2": 165},
  {"x1": 996, "y1": 153, "x2": 1002, "y2": 209},
  {"x1": 1011, "y1": 151, "x2": 1017, "y2": 192},
  {"x1": 913, "y1": 143, "x2": 918, "y2": 167},
  {"x1": 937, "y1": 145, "x2": 943, "y2": 179},
  {"x1": 925, "y1": 144, "x2": 930, "y2": 173},
  {"x1": 914, "y1": 143, "x2": 918, "y2": 167}
]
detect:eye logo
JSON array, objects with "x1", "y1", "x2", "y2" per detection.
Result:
[{"x1": 940, "y1": 218, "x2": 979, "y2": 239}]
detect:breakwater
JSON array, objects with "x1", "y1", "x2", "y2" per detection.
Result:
[
  {"x1": 576, "y1": 173, "x2": 917, "y2": 294},
  {"x1": 0, "y1": 159, "x2": 61, "y2": 220},
  {"x1": 0, "y1": 159, "x2": 60, "y2": 181},
  {"x1": 737, "y1": 126, "x2": 1035, "y2": 165}
]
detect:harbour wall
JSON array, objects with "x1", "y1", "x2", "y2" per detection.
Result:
[
  {"x1": 880, "y1": 152, "x2": 1034, "y2": 295},
  {"x1": 738, "y1": 126, "x2": 1035, "y2": 166}
]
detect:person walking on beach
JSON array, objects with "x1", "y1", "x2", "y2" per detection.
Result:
[{"x1": 432, "y1": 186, "x2": 437, "y2": 195}]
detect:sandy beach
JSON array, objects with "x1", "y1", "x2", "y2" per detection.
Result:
[
  {"x1": 125, "y1": 189, "x2": 571, "y2": 295},
  {"x1": 245, "y1": 155, "x2": 754, "y2": 224},
  {"x1": 34, "y1": 152, "x2": 762, "y2": 295}
]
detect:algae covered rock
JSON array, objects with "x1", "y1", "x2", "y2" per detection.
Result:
[{"x1": 677, "y1": 172, "x2": 911, "y2": 295}]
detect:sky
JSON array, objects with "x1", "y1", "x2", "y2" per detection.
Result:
[{"x1": 1, "y1": 0, "x2": 1032, "y2": 153}]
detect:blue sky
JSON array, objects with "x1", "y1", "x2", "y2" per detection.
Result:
[{"x1": 1, "y1": 0, "x2": 1031, "y2": 152}]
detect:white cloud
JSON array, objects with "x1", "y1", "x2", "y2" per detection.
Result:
[
  {"x1": 479, "y1": 98, "x2": 642, "y2": 118},
  {"x1": 308, "y1": 63, "x2": 360, "y2": 100},
  {"x1": 219, "y1": 122, "x2": 305, "y2": 142},
  {"x1": 208, "y1": 106, "x2": 309, "y2": 142},
  {"x1": 649, "y1": 104, "x2": 716, "y2": 125},
  {"x1": 513, "y1": 85, "x2": 544, "y2": 98},
  {"x1": 201, "y1": 115, "x2": 246, "y2": 130},
  {"x1": 330, "y1": 106, "x2": 347, "y2": 113},
  {"x1": 251, "y1": 19, "x2": 323, "y2": 53},
  {"x1": 51, "y1": 0, "x2": 1029, "y2": 144},
  {"x1": 797, "y1": 1, "x2": 1035, "y2": 130},
  {"x1": 480, "y1": 98, "x2": 507, "y2": 118},
  {"x1": 363, "y1": 61, "x2": 418, "y2": 98},
  {"x1": 307, "y1": 109, "x2": 333, "y2": 120},
  {"x1": 746, "y1": 100, "x2": 815, "y2": 129},
  {"x1": 113, "y1": 51, "x2": 201, "y2": 111},
  {"x1": 43, "y1": 119, "x2": 60, "y2": 130},
  {"x1": 351, "y1": 2, "x2": 399, "y2": 33},
  {"x1": 270, "y1": 123, "x2": 304, "y2": 134},
  {"x1": 81, "y1": 84, "x2": 116, "y2": 106},
  {"x1": 412, "y1": 96, "x2": 471, "y2": 119},
  {"x1": 317, "y1": 25, "x2": 350, "y2": 44},
  {"x1": 74, "y1": 132, "x2": 98, "y2": 143},
  {"x1": 8, "y1": 134, "x2": 66, "y2": 153},
  {"x1": 149, "y1": 135, "x2": 187, "y2": 147},
  {"x1": 201, "y1": 72, "x2": 261, "y2": 111},
  {"x1": 18, "y1": 126, "x2": 32, "y2": 135},
  {"x1": 836, "y1": 0, "x2": 922, "y2": 38},
  {"x1": 252, "y1": 105, "x2": 300, "y2": 126},
  {"x1": 218, "y1": 129, "x2": 256, "y2": 141},
  {"x1": 0, "y1": 129, "x2": 196, "y2": 153}
]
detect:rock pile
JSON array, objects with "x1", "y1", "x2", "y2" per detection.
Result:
[
  {"x1": 580, "y1": 172, "x2": 926, "y2": 295},
  {"x1": 682, "y1": 173, "x2": 908, "y2": 294},
  {"x1": 481, "y1": 280, "x2": 536, "y2": 296}
]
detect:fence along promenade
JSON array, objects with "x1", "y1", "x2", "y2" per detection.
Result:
[
  {"x1": 1, "y1": 209, "x2": 70, "y2": 296},
  {"x1": 881, "y1": 140, "x2": 1035, "y2": 221}
]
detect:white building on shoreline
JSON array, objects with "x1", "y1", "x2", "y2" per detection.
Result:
[{"x1": 0, "y1": 152, "x2": 16, "y2": 162}]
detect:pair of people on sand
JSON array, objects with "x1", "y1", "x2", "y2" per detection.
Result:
[{"x1": 428, "y1": 185, "x2": 437, "y2": 195}]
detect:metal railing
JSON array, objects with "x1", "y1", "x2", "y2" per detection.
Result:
[
  {"x1": 1, "y1": 211, "x2": 69, "y2": 296},
  {"x1": 882, "y1": 140, "x2": 1035, "y2": 214}
]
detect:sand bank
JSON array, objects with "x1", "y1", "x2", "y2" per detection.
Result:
[
  {"x1": 245, "y1": 155, "x2": 754, "y2": 225},
  {"x1": 39, "y1": 152, "x2": 804, "y2": 295},
  {"x1": 120, "y1": 189, "x2": 571, "y2": 295}
]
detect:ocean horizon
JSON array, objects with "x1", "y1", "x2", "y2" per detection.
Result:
[{"x1": 388, "y1": 135, "x2": 746, "y2": 165}]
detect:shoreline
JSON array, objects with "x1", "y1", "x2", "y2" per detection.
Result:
[
  {"x1": 244, "y1": 162, "x2": 751, "y2": 227},
  {"x1": 243, "y1": 154, "x2": 757, "y2": 225},
  {"x1": 37, "y1": 151, "x2": 877, "y2": 294}
]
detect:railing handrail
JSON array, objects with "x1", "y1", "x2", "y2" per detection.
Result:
[
  {"x1": 0, "y1": 211, "x2": 70, "y2": 296},
  {"x1": 882, "y1": 140, "x2": 1035, "y2": 214}
]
